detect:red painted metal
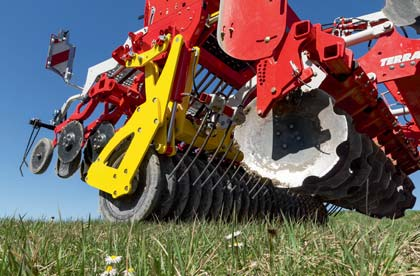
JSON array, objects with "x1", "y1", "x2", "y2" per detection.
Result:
[
  {"x1": 217, "y1": 0, "x2": 288, "y2": 60},
  {"x1": 52, "y1": 0, "x2": 420, "y2": 176},
  {"x1": 53, "y1": 74, "x2": 145, "y2": 147}
]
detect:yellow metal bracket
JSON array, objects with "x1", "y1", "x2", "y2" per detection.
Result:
[
  {"x1": 125, "y1": 35, "x2": 171, "y2": 68},
  {"x1": 86, "y1": 34, "x2": 184, "y2": 198}
]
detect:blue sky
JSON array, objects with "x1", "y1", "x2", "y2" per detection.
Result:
[{"x1": 0, "y1": 0, "x2": 418, "y2": 219}]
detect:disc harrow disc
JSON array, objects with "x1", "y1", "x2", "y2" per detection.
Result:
[
  {"x1": 56, "y1": 151, "x2": 81, "y2": 179},
  {"x1": 57, "y1": 120, "x2": 84, "y2": 163},
  {"x1": 89, "y1": 122, "x2": 114, "y2": 160},
  {"x1": 235, "y1": 89, "x2": 350, "y2": 189},
  {"x1": 29, "y1": 138, "x2": 54, "y2": 174}
]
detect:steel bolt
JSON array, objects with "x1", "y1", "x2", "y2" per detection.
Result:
[
  {"x1": 383, "y1": 22, "x2": 392, "y2": 29},
  {"x1": 264, "y1": 36, "x2": 271, "y2": 43},
  {"x1": 400, "y1": 63, "x2": 405, "y2": 68},
  {"x1": 271, "y1": 87, "x2": 277, "y2": 94},
  {"x1": 390, "y1": 65, "x2": 395, "y2": 70},
  {"x1": 410, "y1": 61, "x2": 416, "y2": 66},
  {"x1": 296, "y1": 136, "x2": 302, "y2": 141},
  {"x1": 289, "y1": 124, "x2": 294, "y2": 129},
  {"x1": 282, "y1": 144, "x2": 288, "y2": 149},
  {"x1": 276, "y1": 131, "x2": 281, "y2": 136}
]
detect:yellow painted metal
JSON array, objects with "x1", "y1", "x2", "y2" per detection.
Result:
[
  {"x1": 125, "y1": 35, "x2": 171, "y2": 69},
  {"x1": 154, "y1": 101, "x2": 176, "y2": 156},
  {"x1": 173, "y1": 46, "x2": 242, "y2": 161},
  {"x1": 86, "y1": 34, "x2": 184, "y2": 198}
]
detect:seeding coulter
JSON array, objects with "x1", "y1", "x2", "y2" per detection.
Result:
[{"x1": 22, "y1": 0, "x2": 420, "y2": 222}]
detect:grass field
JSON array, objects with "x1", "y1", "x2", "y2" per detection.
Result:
[{"x1": 0, "y1": 211, "x2": 419, "y2": 276}]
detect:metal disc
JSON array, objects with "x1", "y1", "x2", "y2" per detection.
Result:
[
  {"x1": 322, "y1": 134, "x2": 373, "y2": 202},
  {"x1": 235, "y1": 89, "x2": 349, "y2": 188},
  {"x1": 29, "y1": 138, "x2": 54, "y2": 174},
  {"x1": 89, "y1": 122, "x2": 114, "y2": 160},
  {"x1": 57, "y1": 120, "x2": 84, "y2": 163},
  {"x1": 302, "y1": 124, "x2": 362, "y2": 200},
  {"x1": 383, "y1": 0, "x2": 420, "y2": 29},
  {"x1": 56, "y1": 151, "x2": 81, "y2": 179}
]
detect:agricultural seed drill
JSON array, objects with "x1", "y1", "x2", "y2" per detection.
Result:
[{"x1": 22, "y1": 0, "x2": 419, "y2": 222}]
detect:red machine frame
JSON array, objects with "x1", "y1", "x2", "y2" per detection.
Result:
[{"x1": 52, "y1": 0, "x2": 420, "y2": 177}]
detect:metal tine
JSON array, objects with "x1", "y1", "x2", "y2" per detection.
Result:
[
  {"x1": 191, "y1": 120, "x2": 232, "y2": 188},
  {"x1": 178, "y1": 114, "x2": 220, "y2": 182},
  {"x1": 209, "y1": 138, "x2": 236, "y2": 189},
  {"x1": 213, "y1": 148, "x2": 241, "y2": 191},
  {"x1": 239, "y1": 169, "x2": 249, "y2": 182},
  {"x1": 333, "y1": 207, "x2": 343, "y2": 216},
  {"x1": 263, "y1": 189, "x2": 270, "y2": 197},
  {"x1": 252, "y1": 179, "x2": 270, "y2": 199},
  {"x1": 249, "y1": 176, "x2": 262, "y2": 195},
  {"x1": 244, "y1": 174, "x2": 255, "y2": 190},
  {"x1": 19, "y1": 125, "x2": 41, "y2": 176},
  {"x1": 169, "y1": 111, "x2": 211, "y2": 178},
  {"x1": 201, "y1": 74, "x2": 218, "y2": 92}
]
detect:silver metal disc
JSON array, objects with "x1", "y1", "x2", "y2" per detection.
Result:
[
  {"x1": 235, "y1": 89, "x2": 349, "y2": 188},
  {"x1": 57, "y1": 120, "x2": 84, "y2": 163}
]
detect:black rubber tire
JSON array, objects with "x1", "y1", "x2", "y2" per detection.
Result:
[
  {"x1": 30, "y1": 138, "x2": 54, "y2": 175},
  {"x1": 196, "y1": 159, "x2": 214, "y2": 219},
  {"x1": 153, "y1": 156, "x2": 177, "y2": 219},
  {"x1": 180, "y1": 156, "x2": 202, "y2": 220},
  {"x1": 229, "y1": 171, "x2": 242, "y2": 221},
  {"x1": 275, "y1": 188, "x2": 328, "y2": 223},
  {"x1": 247, "y1": 176, "x2": 260, "y2": 219},
  {"x1": 237, "y1": 172, "x2": 250, "y2": 221},
  {"x1": 207, "y1": 164, "x2": 224, "y2": 220},
  {"x1": 219, "y1": 168, "x2": 234, "y2": 221},
  {"x1": 99, "y1": 148, "x2": 163, "y2": 222},
  {"x1": 257, "y1": 184, "x2": 267, "y2": 219},
  {"x1": 169, "y1": 155, "x2": 190, "y2": 219}
]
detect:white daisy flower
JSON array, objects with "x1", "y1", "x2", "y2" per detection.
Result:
[
  {"x1": 105, "y1": 255, "x2": 123, "y2": 265},
  {"x1": 100, "y1": 265, "x2": 118, "y2": 276},
  {"x1": 225, "y1": 230, "x2": 242, "y2": 240}
]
